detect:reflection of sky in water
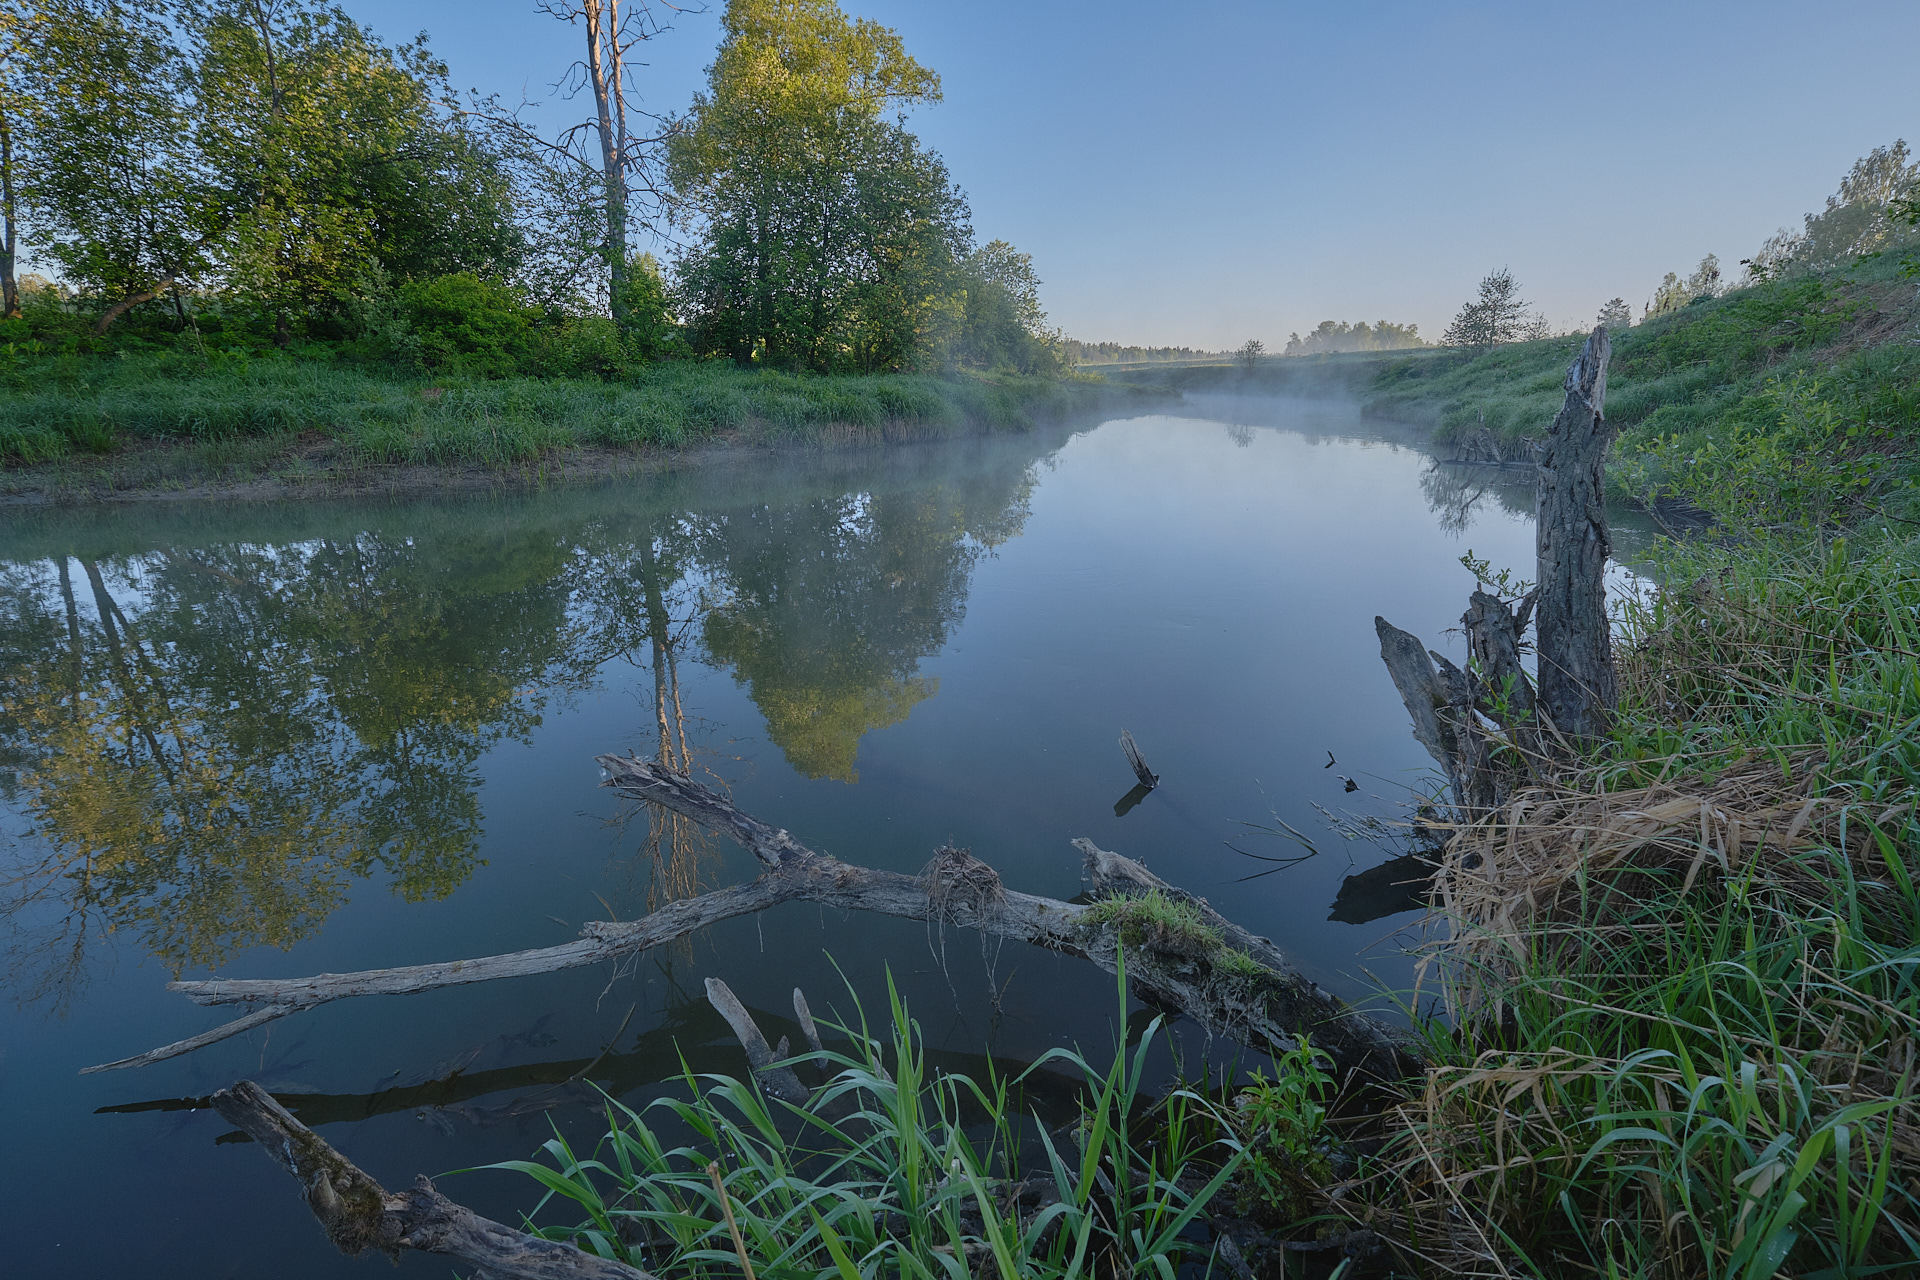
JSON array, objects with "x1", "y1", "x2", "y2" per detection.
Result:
[{"x1": 0, "y1": 401, "x2": 1643, "y2": 1277}]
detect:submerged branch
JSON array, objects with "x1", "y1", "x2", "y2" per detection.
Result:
[{"x1": 210, "y1": 1080, "x2": 653, "y2": 1280}]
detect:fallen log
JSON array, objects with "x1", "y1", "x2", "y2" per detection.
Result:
[
  {"x1": 89, "y1": 758, "x2": 1420, "y2": 1082},
  {"x1": 210, "y1": 1079, "x2": 654, "y2": 1280}
]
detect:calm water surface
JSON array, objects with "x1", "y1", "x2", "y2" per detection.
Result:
[{"x1": 0, "y1": 398, "x2": 1648, "y2": 1276}]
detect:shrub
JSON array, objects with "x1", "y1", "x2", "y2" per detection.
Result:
[{"x1": 397, "y1": 273, "x2": 533, "y2": 375}]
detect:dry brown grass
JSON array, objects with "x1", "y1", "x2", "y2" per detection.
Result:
[{"x1": 1426, "y1": 752, "x2": 1907, "y2": 1001}]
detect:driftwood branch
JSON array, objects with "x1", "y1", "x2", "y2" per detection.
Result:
[
  {"x1": 85, "y1": 880, "x2": 806, "y2": 1073},
  {"x1": 94, "y1": 760, "x2": 1420, "y2": 1081},
  {"x1": 704, "y1": 977, "x2": 810, "y2": 1105},
  {"x1": 1119, "y1": 729, "x2": 1159, "y2": 788},
  {"x1": 611, "y1": 760, "x2": 1419, "y2": 1081},
  {"x1": 210, "y1": 1079, "x2": 654, "y2": 1280}
]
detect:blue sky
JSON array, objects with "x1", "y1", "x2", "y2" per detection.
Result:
[{"x1": 342, "y1": 0, "x2": 1920, "y2": 348}]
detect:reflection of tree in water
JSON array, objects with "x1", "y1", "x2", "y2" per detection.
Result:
[
  {"x1": 0, "y1": 529, "x2": 599, "y2": 995},
  {"x1": 695, "y1": 464, "x2": 1036, "y2": 782},
  {"x1": 0, "y1": 443, "x2": 1047, "y2": 1002},
  {"x1": 1419, "y1": 461, "x2": 1536, "y2": 537},
  {"x1": 568, "y1": 513, "x2": 719, "y2": 915}
]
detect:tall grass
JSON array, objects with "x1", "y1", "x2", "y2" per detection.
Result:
[
  {"x1": 486, "y1": 965, "x2": 1248, "y2": 1279},
  {"x1": 0, "y1": 352, "x2": 1117, "y2": 470},
  {"x1": 1357, "y1": 537, "x2": 1920, "y2": 1277}
]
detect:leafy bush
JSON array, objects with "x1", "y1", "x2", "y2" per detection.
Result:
[{"x1": 397, "y1": 272, "x2": 533, "y2": 375}]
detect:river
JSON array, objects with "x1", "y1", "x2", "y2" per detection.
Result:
[{"x1": 0, "y1": 396, "x2": 1652, "y2": 1276}]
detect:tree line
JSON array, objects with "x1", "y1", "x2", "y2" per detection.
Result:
[
  {"x1": 1281, "y1": 318, "x2": 1425, "y2": 356},
  {"x1": 0, "y1": 0, "x2": 1061, "y2": 375}
]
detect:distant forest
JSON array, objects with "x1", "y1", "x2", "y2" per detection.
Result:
[
  {"x1": 1282, "y1": 319, "x2": 1426, "y2": 355},
  {"x1": 1062, "y1": 340, "x2": 1225, "y2": 365},
  {"x1": 1063, "y1": 319, "x2": 1427, "y2": 365}
]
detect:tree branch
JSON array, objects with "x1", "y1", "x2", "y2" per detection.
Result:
[{"x1": 88, "y1": 759, "x2": 1421, "y2": 1083}]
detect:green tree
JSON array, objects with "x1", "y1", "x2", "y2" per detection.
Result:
[
  {"x1": 1747, "y1": 140, "x2": 1920, "y2": 278},
  {"x1": 1236, "y1": 337, "x2": 1264, "y2": 370},
  {"x1": 1442, "y1": 267, "x2": 1530, "y2": 351},
  {"x1": 190, "y1": 1, "x2": 519, "y2": 339},
  {"x1": 615, "y1": 250, "x2": 677, "y2": 359},
  {"x1": 668, "y1": 0, "x2": 962, "y2": 371},
  {"x1": 22, "y1": 1, "x2": 217, "y2": 332},
  {"x1": 952, "y1": 239, "x2": 1057, "y2": 372},
  {"x1": 1282, "y1": 320, "x2": 1425, "y2": 356},
  {"x1": 1596, "y1": 297, "x2": 1632, "y2": 330},
  {"x1": 1645, "y1": 254, "x2": 1720, "y2": 319}
]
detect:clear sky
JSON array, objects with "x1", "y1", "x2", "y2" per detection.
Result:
[{"x1": 339, "y1": 0, "x2": 1920, "y2": 349}]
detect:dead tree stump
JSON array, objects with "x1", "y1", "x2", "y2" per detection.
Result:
[
  {"x1": 1378, "y1": 325, "x2": 1618, "y2": 814},
  {"x1": 1534, "y1": 326, "x2": 1617, "y2": 744}
]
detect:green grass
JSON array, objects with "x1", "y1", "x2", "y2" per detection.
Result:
[
  {"x1": 0, "y1": 350, "x2": 1126, "y2": 477},
  {"x1": 1355, "y1": 536, "x2": 1920, "y2": 1277},
  {"x1": 1364, "y1": 256, "x2": 1920, "y2": 528},
  {"x1": 483, "y1": 965, "x2": 1252, "y2": 1279},
  {"x1": 1345, "y1": 249, "x2": 1920, "y2": 1274}
]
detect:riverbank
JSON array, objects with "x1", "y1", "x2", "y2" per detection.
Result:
[
  {"x1": 1297, "y1": 261, "x2": 1920, "y2": 1273},
  {"x1": 0, "y1": 358, "x2": 1143, "y2": 504}
]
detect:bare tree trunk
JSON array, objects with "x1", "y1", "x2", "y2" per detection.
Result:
[
  {"x1": 1534, "y1": 326, "x2": 1616, "y2": 743},
  {"x1": 581, "y1": 0, "x2": 629, "y2": 321},
  {"x1": 1379, "y1": 326, "x2": 1618, "y2": 812},
  {"x1": 1, "y1": 111, "x2": 18, "y2": 320},
  {"x1": 211, "y1": 1080, "x2": 656, "y2": 1280}
]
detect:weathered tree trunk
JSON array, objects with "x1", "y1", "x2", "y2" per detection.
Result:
[
  {"x1": 210, "y1": 1080, "x2": 655, "y2": 1280},
  {"x1": 1378, "y1": 326, "x2": 1617, "y2": 813},
  {"x1": 1374, "y1": 616, "x2": 1492, "y2": 812},
  {"x1": 1, "y1": 111, "x2": 18, "y2": 320},
  {"x1": 91, "y1": 759, "x2": 1422, "y2": 1082},
  {"x1": 582, "y1": 0, "x2": 630, "y2": 321},
  {"x1": 1534, "y1": 326, "x2": 1617, "y2": 743}
]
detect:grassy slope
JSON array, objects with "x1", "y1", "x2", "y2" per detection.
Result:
[
  {"x1": 0, "y1": 355, "x2": 1132, "y2": 498},
  {"x1": 1364, "y1": 253, "x2": 1920, "y2": 527},
  {"x1": 1341, "y1": 258, "x2": 1920, "y2": 1274}
]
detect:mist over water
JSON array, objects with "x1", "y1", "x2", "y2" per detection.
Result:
[{"x1": 0, "y1": 398, "x2": 1648, "y2": 1276}]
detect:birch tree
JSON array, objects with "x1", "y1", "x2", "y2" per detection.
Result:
[{"x1": 480, "y1": 0, "x2": 679, "y2": 322}]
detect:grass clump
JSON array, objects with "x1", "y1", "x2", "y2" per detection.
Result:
[
  {"x1": 486, "y1": 968, "x2": 1245, "y2": 1278},
  {"x1": 1081, "y1": 889, "x2": 1224, "y2": 955}
]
